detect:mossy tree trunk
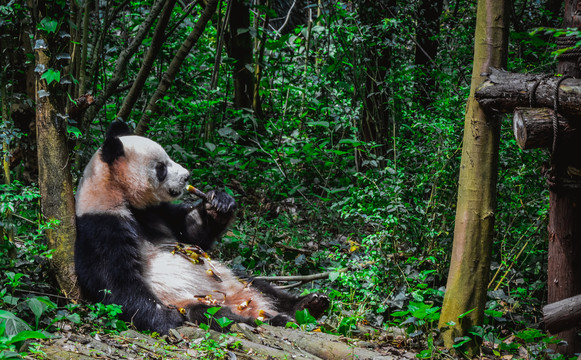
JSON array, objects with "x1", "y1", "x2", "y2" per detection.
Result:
[
  {"x1": 438, "y1": 0, "x2": 508, "y2": 354},
  {"x1": 34, "y1": 1, "x2": 79, "y2": 299}
]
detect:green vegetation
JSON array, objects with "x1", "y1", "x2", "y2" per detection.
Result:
[{"x1": 0, "y1": 0, "x2": 568, "y2": 358}]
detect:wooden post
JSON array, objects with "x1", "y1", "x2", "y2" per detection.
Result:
[{"x1": 547, "y1": 1, "x2": 581, "y2": 354}]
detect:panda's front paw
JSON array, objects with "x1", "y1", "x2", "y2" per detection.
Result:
[{"x1": 205, "y1": 190, "x2": 237, "y2": 214}]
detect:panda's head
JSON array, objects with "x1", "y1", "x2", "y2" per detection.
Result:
[{"x1": 76, "y1": 123, "x2": 190, "y2": 215}]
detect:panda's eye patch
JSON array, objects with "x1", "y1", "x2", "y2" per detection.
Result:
[{"x1": 156, "y1": 162, "x2": 167, "y2": 182}]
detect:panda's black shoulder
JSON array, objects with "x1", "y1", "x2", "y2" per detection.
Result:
[{"x1": 75, "y1": 213, "x2": 140, "y2": 252}]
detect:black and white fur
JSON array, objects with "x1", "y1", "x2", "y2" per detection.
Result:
[{"x1": 74, "y1": 122, "x2": 328, "y2": 334}]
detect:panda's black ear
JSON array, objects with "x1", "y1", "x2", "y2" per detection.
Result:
[
  {"x1": 101, "y1": 137, "x2": 125, "y2": 164},
  {"x1": 106, "y1": 121, "x2": 132, "y2": 139}
]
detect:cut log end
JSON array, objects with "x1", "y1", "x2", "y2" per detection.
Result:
[
  {"x1": 513, "y1": 110, "x2": 527, "y2": 150},
  {"x1": 512, "y1": 107, "x2": 576, "y2": 150}
]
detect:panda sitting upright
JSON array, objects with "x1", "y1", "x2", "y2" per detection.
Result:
[{"x1": 74, "y1": 122, "x2": 328, "y2": 334}]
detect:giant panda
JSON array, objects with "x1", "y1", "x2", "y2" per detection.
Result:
[{"x1": 74, "y1": 122, "x2": 328, "y2": 334}]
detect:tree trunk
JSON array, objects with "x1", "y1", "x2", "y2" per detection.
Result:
[
  {"x1": 438, "y1": 0, "x2": 508, "y2": 354},
  {"x1": 227, "y1": 0, "x2": 254, "y2": 110},
  {"x1": 34, "y1": 2, "x2": 79, "y2": 299},
  {"x1": 547, "y1": 190, "x2": 581, "y2": 354},
  {"x1": 356, "y1": 0, "x2": 396, "y2": 158},
  {"x1": 547, "y1": 2, "x2": 581, "y2": 354},
  {"x1": 414, "y1": 0, "x2": 444, "y2": 106},
  {"x1": 136, "y1": 0, "x2": 219, "y2": 135}
]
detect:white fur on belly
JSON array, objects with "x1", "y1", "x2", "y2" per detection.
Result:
[{"x1": 143, "y1": 243, "x2": 277, "y2": 318}]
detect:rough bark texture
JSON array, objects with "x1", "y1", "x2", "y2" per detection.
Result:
[
  {"x1": 34, "y1": 8, "x2": 78, "y2": 299},
  {"x1": 438, "y1": 0, "x2": 508, "y2": 353},
  {"x1": 544, "y1": 294, "x2": 581, "y2": 334},
  {"x1": 513, "y1": 107, "x2": 577, "y2": 150},
  {"x1": 475, "y1": 69, "x2": 581, "y2": 116},
  {"x1": 136, "y1": 0, "x2": 219, "y2": 135},
  {"x1": 557, "y1": 0, "x2": 581, "y2": 78},
  {"x1": 547, "y1": 190, "x2": 581, "y2": 354}
]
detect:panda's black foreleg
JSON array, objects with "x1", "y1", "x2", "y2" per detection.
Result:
[
  {"x1": 249, "y1": 279, "x2": 330, "y2": 319},
  {"x1": 183, "y1": 190, "x2": 237, "y2": 251}
]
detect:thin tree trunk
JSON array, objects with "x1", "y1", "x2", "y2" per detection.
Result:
[
  {"x1": 1, "y1": 66, "x2": 14, "y2": 254},
  {"x1": 34, "y1": 3, "x2": 79, "y2": 299},
  {"x1": 438, "y1": 0, "x2": 508, "y2": 354},
  {"x1": 414, "y1": 0, "x2": 443, "y2": 106},
  {"x1": 116, "y1": 0, "x2": 178, "y2": 122},
  {"x1": 227, "y1": 0, "x2": 253, "y2": 110},
  {"x1": 78, "y1": 0, "x2": 91, "y2": 97},
  {"x1": 136, "y1": 0, "x2": 219, "y2": 135},
  {"x1": 252, "y1": 0, "x2": 269, "y2": 120}
]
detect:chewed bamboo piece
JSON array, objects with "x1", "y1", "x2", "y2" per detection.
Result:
[{"x1": 186, "y1": 185, "x2": 208, "y2": 201}]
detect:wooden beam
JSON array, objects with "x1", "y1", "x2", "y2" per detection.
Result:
[
  {"x1": 544, "y1": 292, "x2": 581, "y2": 334},
  {"x1": 475, "y1": 68, "x2": 581, "y2": 117}
]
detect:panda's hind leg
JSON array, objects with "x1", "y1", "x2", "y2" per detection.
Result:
[
  {"x1": 249, "y1": 278, "x2": 329, "y2": 320},
  {"x1": 294, "y1": 293, "x2": 330, "y2": 319}
]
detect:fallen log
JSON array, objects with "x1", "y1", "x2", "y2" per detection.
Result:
[
  {"x1": 543, "y1": 294, "x2": 581, "y2": 334},
  {"x1": 513, "y1": 107, "x2": 578, "y2": 150},
  {"x1": 177, "y1": 324, "x2": 399, "y2": 360},
  {"x1": 475, "y1": 68, "x2": 581, "y2": 117}
]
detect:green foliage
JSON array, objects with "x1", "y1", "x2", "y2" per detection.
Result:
[
  {"x1": 37, "y1": 17, "x2": 58, "y2": 33},
  {"x1": 84, "y1": 303, "x2": 127, "y2": 332},
  {"x1": 39, "y1": 69, "x2": 61, "y2": 85}
]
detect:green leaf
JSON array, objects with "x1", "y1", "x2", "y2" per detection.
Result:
[
  {"x1": 67, "y1": 126, "x2": 82, "y2": 139},
  {"x1": 0, "y1": 310, "x2": 31, "y2": 337},
  {"x1": 206, "y1": 306, "x2": 221, "y2": 316},
  {"x1": 338, "y1": 138, "x2": 362, "y2": 146},
  {"x1": 306, "y1": 121, "x2": 329, "y2": 127},
  {"x1": 328, "y1": 271, "x2": 340, "y2": 282},
  {"x1": 295, "y1": 309, "x2": 316, "y2": 325},
  {"x1": 38, "y1": 17, "x2": 58, "y2": 33},
  {"x1": 457, "y1": 308, "x2": 476, "y2": 319},
  {"x1": 9, "y1": 330, "x2": 52, "y2": 344},
  {"x1": 215, "y1": 317, "x2": 234, "y2": 328},
  {"x1": 40, "y1": 69, "x2": 61, "y2": 85},
  {"x1": 390, "y1": 310, "x2": 409, "y2": 317},
  {"x1": 27, "y1": 297, "x2": 52, "y2": 329},
  {"x1": 452, "y1": 336, "x2": 471, "y2": 348}
]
